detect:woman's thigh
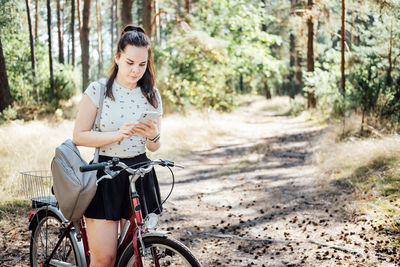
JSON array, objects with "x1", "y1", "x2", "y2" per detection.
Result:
[{"x1": 86, "y1": 218, "x2": 119, "y2": 262}]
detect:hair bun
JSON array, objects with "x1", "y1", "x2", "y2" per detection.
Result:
[{"x1": 121, "y1": 25, "x2": 145, "y2": 36}]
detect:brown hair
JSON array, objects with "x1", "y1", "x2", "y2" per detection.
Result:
[{"x1": 106, "y1": 25, "x2": 158, "y2": 108}]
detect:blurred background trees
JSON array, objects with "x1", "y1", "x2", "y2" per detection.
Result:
[{"x1": 0, "y1": 0, "x2": 399, "y2": 131}]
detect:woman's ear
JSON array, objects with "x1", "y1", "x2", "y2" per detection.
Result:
[{"x1": 114, "y1": 53, "x2": 120, "y2": 65}]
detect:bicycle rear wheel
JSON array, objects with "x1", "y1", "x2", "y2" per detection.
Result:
[
  {"x1": 29, "y1": 210, "x2": 80, "y2": 267},
  {"x1": 118, "y1": 236, "x2": 202, "y2": 267}
]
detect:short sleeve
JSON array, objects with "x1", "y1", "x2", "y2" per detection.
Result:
[
  {"x1": 155, "y1": 88, "x2": 163, "y2": 115},
  {"x1": 84, "y1": 81, "x2": 101, "y2": 108}
]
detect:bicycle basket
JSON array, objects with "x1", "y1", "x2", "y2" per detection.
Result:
[{"x1": 20, "y1": 170, "x2": 57, "y2": 208}]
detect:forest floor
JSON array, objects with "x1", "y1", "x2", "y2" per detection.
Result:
[{"x1": 0, "y1": 96, "x2": 399, "y2": 266}]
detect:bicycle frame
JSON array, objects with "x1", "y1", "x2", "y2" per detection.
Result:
[{"x1": 31, "y1": 170, "x2": 166, "y2": 267}]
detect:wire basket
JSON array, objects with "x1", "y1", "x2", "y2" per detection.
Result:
[{"x1": 20, "y1": 170, "x2": 57, "y2": 208}]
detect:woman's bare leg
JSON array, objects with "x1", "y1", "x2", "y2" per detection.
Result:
[{"x1": 86, "y1": 218, "x2": 119, "y2": 267}]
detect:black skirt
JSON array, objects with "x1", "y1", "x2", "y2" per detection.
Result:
[{"x1": 84, "y1": 154, "x2": 163, "y2": 221}]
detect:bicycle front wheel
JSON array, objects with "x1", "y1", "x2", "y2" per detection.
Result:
[
  {"x1": 118, "y1": 236, "x2": 202, "y2": 267},
  {"x1": 29, "y1": 210, "x2": 80, "y2": 267}
]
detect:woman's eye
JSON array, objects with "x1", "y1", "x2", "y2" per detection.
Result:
[{"x1": 127, "y1": 62, "x2": 133, "y2": 65}]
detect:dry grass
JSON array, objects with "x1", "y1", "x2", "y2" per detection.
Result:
[
  {"x1": 315, "y1": 122, "x2": 400, "y2": 228},
  {"x1": 316, "y1": 124, "x2": 400, "y2": 180}
]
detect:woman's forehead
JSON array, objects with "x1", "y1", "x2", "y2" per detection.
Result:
[{"x1": 121, "y1": 45, "x2": 148, "y2": 62}]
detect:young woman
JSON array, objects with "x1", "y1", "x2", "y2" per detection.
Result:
[{"x1": 73, "y1": 25, "x2": 163, "y2": 267}]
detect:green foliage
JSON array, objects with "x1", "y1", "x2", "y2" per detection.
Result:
[
  {"x1": 2, "y1": 30, "x2": 78, "y2": 116},
  {"x1": 0, "y1": 106, "x2": 17, "y2": 121},
  {"x1": 350, "y1": 55, "x2": 383, "y2": 115},
  {"x1": 155, "y1": 30, "x2": 235, "y2": 111},
  {"x1": 155, "y1": 0, "x2": 282, "y2": 112}
]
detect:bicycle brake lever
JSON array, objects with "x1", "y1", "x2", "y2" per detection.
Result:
[
  {"x1": 158, "y1": 159, "x2": 174, "y2": 167},
  {"x1": 96, "y1": 167, "x2": 119, "y2": 185},
  {"x1": 159, "y1": 159, "x2": 184, "y2": 168}
]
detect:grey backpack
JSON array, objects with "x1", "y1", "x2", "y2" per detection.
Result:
[{"x1": 51, "y1": 81, "x2": 106, "y2": 232}]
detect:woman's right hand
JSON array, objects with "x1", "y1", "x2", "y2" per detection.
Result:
[{"x1": 114, "y1": 122, "x2": 136, "y2": 142}]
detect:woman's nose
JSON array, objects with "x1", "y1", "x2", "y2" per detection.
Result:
[{"x1": 131, "y1": 65, "x2": 140, "y2": 74}]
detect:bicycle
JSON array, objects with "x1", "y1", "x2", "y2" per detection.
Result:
[{"x1": 25, "y1": 158, "x2": 202, "y2": 267}]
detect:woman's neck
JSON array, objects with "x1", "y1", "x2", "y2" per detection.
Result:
[{"x1": 115, "y1": 74, "x2": 137, "y2": 89}]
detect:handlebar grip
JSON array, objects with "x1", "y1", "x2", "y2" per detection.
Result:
[{"x1": 80, "y1": 162, "x2": 108, "y2": 172}]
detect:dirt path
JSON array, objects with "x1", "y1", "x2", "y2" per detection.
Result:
[
  {"x1": 0, "y1": 97, "x2": 398, "y2": 266},
  {"x1": 157, "y1": 99, "x2": 398, "y2": 266}
]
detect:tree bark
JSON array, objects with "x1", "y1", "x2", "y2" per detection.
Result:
[
  {"x1": 116, "y1": 0, "x2": 120, "y2": 37},
  {"x1": 47, "y1": 0, "x2": 54, "y2": 92},
  {"x1": 120, "y1": 0, "x2": 133, "y2": 26},
  {"x1": 96, "y1": 0, "x2": 103, "y2": 76},
  {"x1": 184, "y1": 0, "x2": 190, "y2": 14},
  {"x1": 288, "y1": 33, "x2": 295, "y2": 98},
  {"x1": 71, "y1": 0, "x2": 75, "y2": 66},
  {"x1": 34, "y1": 0, "x2": 39, "y2": 40},
  {"x1": 341, "y1": 0, "x2": 345, "y2": 93},
  {"x1": 111, "y1": 0, "x2": 115, "y2": 55},
  {"x1": 386, "y1": 21, "x2": 393, "y2": 86},
  {"x1": 307, "y1": 0, "x2": 316, "y2": 108},
  {"x1": 77, "y1": 0, "x2": 82, "y2": 36},
  {"x1": 0, "y1": 36, "x2": 13, "y2": 112},
  {"x1": 264, "y1": 81, "x2": 271, "y2": 99},
  {"x1": 154, "y1": 0, "x2": 160, "y2": 42},
  {"x1": 142, "y1": 0, "x2": 153, "y2": 36},
  {"x1": 137, "y1": 0, "x2": 142, "y2": 26},
  {"x1": 57, "y1": 0, "x2": 64, "y2": 63},
  {"x1": 25, "y1": 0, "x2": 37, "y2": 80},
  {"x1": 80, "y1": 0, "x2": 91, "y2": 91},
  {"x1": 295, "y1": 51, "x2": 302, "y2": 93}
]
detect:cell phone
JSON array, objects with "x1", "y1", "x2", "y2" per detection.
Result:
[{"x1": 138, "y1": 111, "x2": 160, "y2": 124}]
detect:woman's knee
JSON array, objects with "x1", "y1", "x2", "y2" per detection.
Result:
[{"x1": 90, "y1": 252, "x2": 116, "y2": 267}]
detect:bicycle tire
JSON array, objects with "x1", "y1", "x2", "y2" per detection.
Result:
[
  {"x1": 29, "y1": 209, "x2": 81, "y2": 267},
  {"x1": 117, "y1": 235, "x2": 202, "y2": 267}
]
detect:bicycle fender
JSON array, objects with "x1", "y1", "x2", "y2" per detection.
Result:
[
  {"x1": 28, "y1": 205, "x2": 67, "y2": 231},
  {"x1": 142, "y1": 230, "x2": 171, "y2": 239}
]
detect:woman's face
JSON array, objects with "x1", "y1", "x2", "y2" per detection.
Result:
[{"x1": 115, "y1": 45, "x2": 148, "y2": 87}]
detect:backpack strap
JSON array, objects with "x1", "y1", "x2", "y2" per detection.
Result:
[{"x1": 92, "y1": 80, "x2": 106, "y2": 163}]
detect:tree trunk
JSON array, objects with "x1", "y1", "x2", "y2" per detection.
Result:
[
  {"x1": 111, "y1": 0, "x2": 115, "y2": 55},
  {"x1": 80, "y1": 0, "x2": 91, "y2": 91},
  {"x1": 295, "y1": 51, "x2": 302, "y2": 94},
  {"x1": 264, "y1": 81, "x2": 271, "y2": 99},
  {"x1": 0, "y1": 36, "x2": 13, "y2": 112},
  {"x1": 184, "y1": 0, "x2": 190, "y2": 14},
  {"x1": 77, "y1": 0, "x2": 82, "y2": 36},
  {"x1": 307, "y1": 0, "x2": 316, "y2": 108},
  {"x1": 120, "y1": 0, "x2": 133, "y2": 26},
  {"x1": 71, "y1": 0, "x2": 75, "y2": 66},
  {"x1": 34, "y1": 0, "x2": 39, "y2": 40},
  {"x1": 154, "y1": 0, "x2": 160, "y2": 42},
  {"x1": 25, "y1": 0, "x2": 37, "y2": 81},
  {"x1": 288, "y1": 33, "x2": 295, "y2": 98},
  {"x1": 142, "y1": 0, "x2": 152, "y2": 36},
  {"x1": 386, "y1": 21, "x2": 393, "y2": 86},
  {"x1": 47, "y1": 0, "x2": 54, "y2": 92},
  {"x1": 96, "y1": 0, "x2": 103, "y2": 76},
  {"x1": 57, "y1": 0, "x2": 64, "y2": 63},
  {"x1": 137, "y1": 0, "x2": 142, "y2": 25},
  {"x1": 116, "y1": 0, "x2": 120, "y2": 37},
  {"x1": 340, "y1": 0, "x2": 345, "y2": 94},
  {"x1": 239, "y1": 73, "x2": 243, "y2": 92}
]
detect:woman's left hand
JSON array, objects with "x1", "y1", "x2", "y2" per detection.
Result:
[{"x1": 132, "y1": 119, "x2": 159, "y2": 140}]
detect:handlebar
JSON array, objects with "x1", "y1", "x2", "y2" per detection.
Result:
[
  {"x1": 79, "y1": 162, "x2": 108, "y2": 172},
  {"x1": 80, "y1": 158, "x2": 184, "y2": 185}
]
